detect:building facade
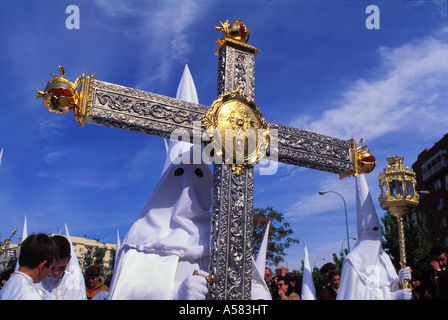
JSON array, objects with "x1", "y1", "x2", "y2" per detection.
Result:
[{"x1": 412, "y1": 134, "x2": 448, "y2": 247}]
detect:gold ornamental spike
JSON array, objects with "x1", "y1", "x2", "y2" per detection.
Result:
[{"x1": 0, "y1": 227, "x2": 17, "y2": 255}]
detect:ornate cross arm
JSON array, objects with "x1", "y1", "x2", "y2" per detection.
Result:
[
  {"x1": 88, "y1": 80, "x2": 209, "y2": 140},
  {"x1": 37, "y1": 68, "x2": 372, "y2": 178},
  {"x1": 88, "y1": 79, "x2": 359, "y2": 176},
  {"x1": 267, "y1": 121, "x2": 355, "y2": 175}
]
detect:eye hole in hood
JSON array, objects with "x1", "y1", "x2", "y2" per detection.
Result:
[
  {"x1": 174, "y1": 168, "x2": 184, "y2": 176},
  {"x1": 194, "y1": 168, "x2": 203, "y2": 178}
]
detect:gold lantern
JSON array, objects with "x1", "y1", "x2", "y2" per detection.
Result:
[{"x1": 378, "y1": 156, "x2": 419, "y2": 288}]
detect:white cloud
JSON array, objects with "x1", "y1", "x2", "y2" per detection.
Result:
[
  {"x1": 94, "y1": 0, "x2": 206, "y2": 89},
  {"x1": 43, "y1": 151, "x2": 65, "y2": 164},
  {"x1": 290, "y1": 34, "x2": 448, "y2": 142}
]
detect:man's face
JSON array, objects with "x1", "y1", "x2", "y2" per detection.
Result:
[
  {"x1": 264, "y1": 269, "x2": 272, "y2": 283},
  {"x1": 87, "y1": 276, "x2": 98, "y2": 289},
  {"x1": 37, "y1": 260, "x2": 54, "y2": 283},
  {"x1": 277, "y1": 280, "x2": 288, "y2": 294},
  {"x1": 49, "y1": 257, "x2": 70, "y2": 279},
  {"x1": 330, "y1": 275, "x2": 341, "y2": 289},
  {"x1": 432, "y1": 252, "x2": 447, "y2": 269},
  {"x1": 437, "y1": 253, "x2": 447, "y2": 265}
]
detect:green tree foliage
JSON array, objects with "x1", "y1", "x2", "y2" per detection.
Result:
[
  {"x1": 252, "y1": 206, "x2": 299, "y2": 267},
  {"x1": 82, "y1": 246, "x2": 115, "y2": 286},
  {"x1": 381, "y1": 211, "x2": 433, "y2": 271},
  {"x1": 332, "y1": 248, "x2": 348, "y2": 271}
]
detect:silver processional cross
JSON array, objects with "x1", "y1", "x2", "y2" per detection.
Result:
[{"x1": 37, "y1": 20, "x2": 374, "y2": 300}]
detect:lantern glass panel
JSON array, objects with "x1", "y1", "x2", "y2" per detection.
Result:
[
  {"x1": 389, "y1": 179, "x2": 403, "y2": 196},
  {"x1": 406, "y1": 180, "x2": 415, "y2": 197},
  {"x1": 381, "y1": 182, "x2": 387, "y2": 197}
]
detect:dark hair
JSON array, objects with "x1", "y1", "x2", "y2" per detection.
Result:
[
  {"x1": 85, "y1": 265, "x2": 100, "y2": 278},
  {"x1": 430, "y1": 246, "x2": 445, "y2": 257},
  {"x1": 320, "y1": 263, "x2": 336, "y2": 274},
  {"x1": 51, "y1": 235, "x2": 71, "y2": 260},
  {"x1": 18, "y1": 233, "x2": 57, "y2": 269},
  {"x1": 277, "y1": 276, "x2": 293, "y2": 295},
  {"x1": 328, "y1": 269, "x2": 341, "y2": 281}
]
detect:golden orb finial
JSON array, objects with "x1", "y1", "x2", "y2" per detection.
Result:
[{"x1": 37, "y1": 66, "x2": 85, "y2": 114}]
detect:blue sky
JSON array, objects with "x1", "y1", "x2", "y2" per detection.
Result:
[{"x1": 0, "y1": 0, "x2": 447, "y2": 272}]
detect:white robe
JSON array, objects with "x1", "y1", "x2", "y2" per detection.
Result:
[
  {"x1": 0, "y1": 271, "x2": 42, "y2": 300},
  {"x1": 337, "y1": 175, "x2": 400, "y2": 300},
  {"x1": 37, "y1": 267, "x2": 87, "y2": 300},
  {"x1": 338, "y1": 243, "x2": 399, "y2": 300}
]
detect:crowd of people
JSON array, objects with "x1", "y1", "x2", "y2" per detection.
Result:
[
  {"x1": 263, "y1": 246, "x2": 448, "y2": 301},
  {"x1": 0, "y1": 233, "x2": 109, "y2": 300},
  {"x1": 0, "y1": 232, "x2": 447, "y2": 300}
]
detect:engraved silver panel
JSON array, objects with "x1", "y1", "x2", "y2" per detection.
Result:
[
  {"x1": 217, "y1": 43, "x2": 256, "y2": 100},
  {"x1": 268, "y1": 122, "x2": 354, "y2": 174},
  {"x1": 209, "y1": 164, "x2": 254, "y2": 300},
  {"x1": 88, "y1": 80, "x2": 209, "y2": 142}
]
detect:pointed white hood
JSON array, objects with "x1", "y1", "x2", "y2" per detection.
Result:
[
  {"x1": 64, "y1": 223, "x2": 87, "y2": 300},
  {"x1": 356, "y1": 174, "x2": 381, "y2": 242},
  {"x1": 120, "y1": 65, "x2": 213, "y2": 259},
  {"x1": 252, "y1": 221, "x2": 272, "y2": 300},
  {"x1": 176, "y1": 65, "x2": 198, "y2": 104},
  {"x1": 15, "y1": 216, "x2": 27, "y2": 272},
  {"x1": 348, "y1": 174, "x2": 385, "y2": 275},
  {"x1": 301, "y1": 245, "x2": 316, "y2": 300}
]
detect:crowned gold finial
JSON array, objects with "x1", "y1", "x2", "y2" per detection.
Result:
[
  {"x1": 386, "y1": 155, "x2": 404, "y2": 168},
  {"x1": 215, "y1": 19, "x2": 250, "y2": 45}
]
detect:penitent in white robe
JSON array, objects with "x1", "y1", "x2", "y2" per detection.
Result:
[
  {"x1": 108, "y1": 65, "x2": 213, "y2": 300},
  {"x1": 108, "y1": 140, "x2": 213, "y2": 299},
  {"x1": 0, "y1": 272, "x2": 42, "y2": 300},
  {"x1": 37, "y1": 224, "x2": 87, "y2": 300},
  {"x1": 337, "y1": 175, "x2": 399, "y2": 300}
]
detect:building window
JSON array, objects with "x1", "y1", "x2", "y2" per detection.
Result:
[
  {"x1": 445, "y1": 175, "x2": 448, "y2": 190},
  {"x1": 410, "y1": 212, "x2": 417, "y2": 225},
  {"x1": 441, "y1": 217, "x2": 447, "y2": 228},
  {"x1": 417, "y1": 210, "x2": 424, "y2": 220},
  {"x1": 444, "y1": 236, "x2": 448, "y2": 248},
  {"x1": 434, "y1": 179, "x2": 442, "y2": 191},
  {"x1": 422, "y1": 150, "x2": 448, "y2": 181},
  {"x1": 437, "y1": 198, "x2": 444, "y2": 211}
]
